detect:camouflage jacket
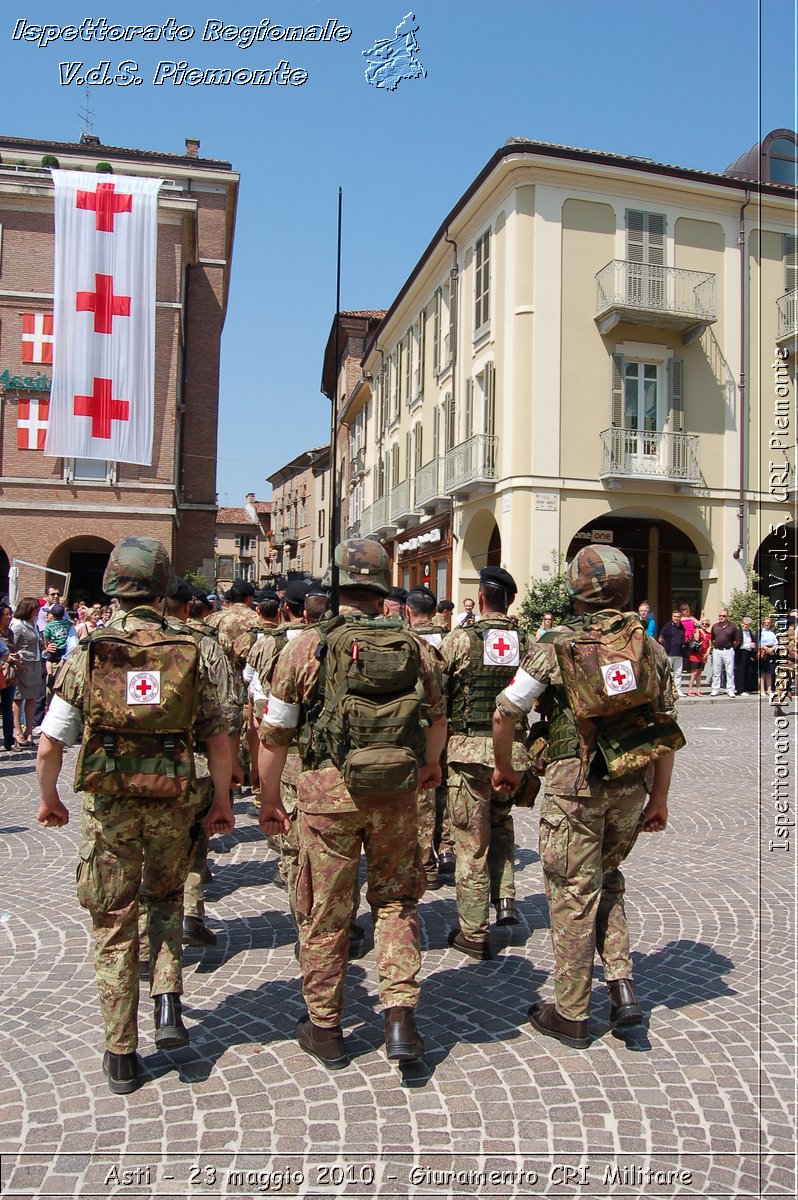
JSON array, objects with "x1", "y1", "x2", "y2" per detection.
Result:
[
  {"x1": 171, "y1": 615, "x2": 242, "y2": 737},
  {"x1": 259, "y1": 605, "x2": 446, "y2": 813},
  {"x1": 441, "y1": 617, "x2": 530, "y2": 771},
  {"x1": 408, "y1": 620, "x2": 445, "y2": 655},
  {"x1": 247, "y1": 619, "x2": 304, "y2": 718},
  {"x1": 430, "y1": 614, "x2": 450, "y2": 632},
  {"x1": 53, "y1": 605, "x2": 226, "y2": 745},
  {"x1": 495, "y1": 612, "x2": 678, "y2": 794},
  {"x1": 216, "y1": 603, "x2": 262, "y2": 669}
]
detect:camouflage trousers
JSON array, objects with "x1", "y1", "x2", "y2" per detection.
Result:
[
  {"x1": 183, "y1": 775, "x2": 213, "y2": 919},
  {"x1": 295, "y1": 801, "x2": 425, "y2": 1027},
  {"x1": 447, "y1": 762, "x2": 516, "y2": 942},
  {"x1": 417, "y1": 788, "x2": 437, "y2": 878},
  {"x1": 540, "y1": 776, "x2": 646, "y2": 1021},
  {"x1": 278, "y1": 775, "x2": 299, "y2": 925},
  {"x1": 77, "y1": 792, "x2": 196, "y2": 1053}
]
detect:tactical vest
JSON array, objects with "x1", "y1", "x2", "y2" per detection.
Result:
[
  {"x1": 262, "y1": 622, "x2": 305, "y2": 689},
  {"x1": 74, "y1": 620, "x2": 200, "y2": 800},
  {"x1": 539, "y1": 615, "x2": 685, "y2": 780},
  {"x1": 299, "y1": 614, "x2": 427, "y2": 799},
  {"x1": 448, "y1": 616, "x2": 527, "y2": 737}
]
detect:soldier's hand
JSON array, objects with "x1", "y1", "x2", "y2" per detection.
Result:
[
  {"x1": 259, "y1": 803, "x2": 291, "y2": 836},
  {"x1": 492, "y1": 766, "x2": 521, "y2": 794},
  {"x1": 37, "y1": 795, "x2": 69, "y2": 828},
  {"x1": 418, "y1": 763, "x2": 442, "y2": 791},
  {"x1": 641, "y1": 795, "x2": 668, "y2": 832},
  {"x1": 204, "y1": 800, "x2": 235, "y2": 836}
]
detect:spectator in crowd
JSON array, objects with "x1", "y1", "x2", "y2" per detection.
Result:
[
  {"x1": 687, "y1": 618, "x2": 711, "y2": 695},
  {"x1": 98, "y1": 604, "x2": 113, "y2": 628},
  {"x1": 758, "y1": 615, "x2": 779, "y2": 698},
  {"x1": 74, "y1": 606, "x2": 99, "y2": 640},
  {"x1": 535, "y1": 611, "x2": 555, "y2": 639},
  {"x1": 36, "y1": 585, "x2": 63, "y2": 633},
  {"x1": 454, "y1": 597, "x2": 476, "y2": 627},
  {"x1": 0, "y1": 603, "x2": 19, "y2": 751},
  {"x1": 710, "y1": 609, "x2": 740, "y2": 697},
  {"x1": 637, "y1": 600, "x2": 657, "y2": 636},
  {"x1": 734, "y1": 616, "x2": 758, "y2": 695},
  {"x1": 658, "y1": 609, "x2": 687, "y2": 697},
  {"x1": 10, "y1": 597, "x2": 43, "y2": 747}
]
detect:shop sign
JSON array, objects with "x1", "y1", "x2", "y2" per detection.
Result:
[
  {"x1": 0, "y1": 369, "x2": 51, "y2": 391},
  {"x1": 398, "y1": 527, "x2": 442, "y2": 555}
]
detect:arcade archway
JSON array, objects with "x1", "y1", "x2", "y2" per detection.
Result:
[
  {"x1": 754, "y1": 526, "x2": 798, "y2": 614},
  {"x1": 0, "y1": 545, "x2": 9, "y2": 603},
  {"x1": 48, "y1": 536, "x2": 114, "y2": 606}
]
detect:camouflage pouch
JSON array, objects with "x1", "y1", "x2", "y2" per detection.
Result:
[
  {"x1": 511, "y1": 768, "x2": 541, "y2": 808},
  {"x1": 596, "y1": 707, "x2": 686, "y2": 779},
  {"x1": 74, "y1": 624, "x2": 200, "y2": 799},
  {"x1": 526, "y1": 719, "x2": 549, "y2": 777},
  {"x1": 555, "y1": 611, "x2": 659, "y2": 720}
]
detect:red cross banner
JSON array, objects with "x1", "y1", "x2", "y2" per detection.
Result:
[
  {"x1": 21, "y1": 313, "x2": 54, "y2": 363},
  {"x1": 44, "y1": 170, "x2": 162, "y2": 465},
  {"x1": 17, "y1": 398, "x2": 50, "y2": 450}
]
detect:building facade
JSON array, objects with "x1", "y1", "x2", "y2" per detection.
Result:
[
  {"x1": 349, "y1": 132, "x2": 797, "y2": 619},
  {"x1": 267, "y1": 446, "x2": 330, "y2": 579},
  {"x1": 0, "y1": 133, "x2": 238, "y2": 603},
  {"x1": 214, "y1": 494, "x2": 272, "y2": 591}
]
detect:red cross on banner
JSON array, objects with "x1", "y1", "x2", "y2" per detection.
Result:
[
  {"x1": 73, "y1": 377, "x2": 130, "y2": 439},
  {"x1": 75, "y1": 274, "x2": 131, "y2": 334},
  {"x1": 76, "y1": 182, "x2": 133, "y2": 232}
]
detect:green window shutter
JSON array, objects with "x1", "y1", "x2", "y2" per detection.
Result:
[
  {"x1": 611, "y1": 352, "x2": 625, "y2": 427},
  {"x1": 668, "y1": 358, "x2": 684, "y2": 433},
  {"x1": 785, "y1": 234, "x2": 798, "y2": 293}
]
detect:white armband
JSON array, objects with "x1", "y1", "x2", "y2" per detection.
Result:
[
  {"x1": 501, "y1": 668, "x2": 546, "y2": 712},
  {"x1": 41, "y1": 695, "x2": 83, "y2": 747},
  {"x1": 263, "y1": 695, "x2": 300, "y2": 729},
  {"x1": 242, "y1": 662, "x2": 255, "y2": 685}
]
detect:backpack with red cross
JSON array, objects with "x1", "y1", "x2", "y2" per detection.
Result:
[
  {"x1": 74, "y1": 623, "x2": 200, "y2": 799},
  {"x1": 551, "y1": 610, "x2": 659, "y2": 720}
]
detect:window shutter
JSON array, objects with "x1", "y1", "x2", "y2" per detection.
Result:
[
  {"x1": 405, "y1": 430, "x2": 412, "y2": 480},
  {"x1": 445, "y1": 392, "x2": 455, "y2": 450},
  {"x1": 626, "y1": 211, "x2": 645, "y2": 263},
  {"x1": 418, "y1": 312, "x2": 426, "y2": 392},
  {"x1": 414, "y1": 422, "x2": 423, "y2": 471},
  {"x1": 611, "y1": 352, "x2": 625, "y2": 427},
  {"x1": 465, "y1": 378, "x2": 474, "y2": 439},
  {"x1": 433, "y1": 288, "x2": 440, "y2": 371},
  {"x1": 626, "y1": 210, "x2": 665, "y2": 266},
  {"x1": 786, "y1": 234, "x2": 798, "y2": 292},
  {"x1": 432, "y1": 404, "x2": 439, "y2": 459},
  {"x1": 647, "y1": 213, "x2": 666, "y2": 267},
  {"x1": 668, "y1": 358, "x2": 684, "y2": 433},
  {"x1": 484, "y1": 362, "x2": 496, "y2": 436}
]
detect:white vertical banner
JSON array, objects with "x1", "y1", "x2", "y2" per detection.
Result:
[{"x1": 44, "y1": 170, "x2": 162, "y2": 465}]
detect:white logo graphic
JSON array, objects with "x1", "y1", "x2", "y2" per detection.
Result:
[
  {"x1": 127, "y1": 670, "x2": 161, "y2": 705},
  {"x1": 483, "y1": 628, "x2": 520, "y2": 667},
  {"x1": 602, "y1": 660, "x2": 637, "y2": 695}
]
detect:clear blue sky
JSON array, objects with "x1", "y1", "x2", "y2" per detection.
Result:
[{"x1": 2, "y1": 1, "x2": 796, "y2": 505}]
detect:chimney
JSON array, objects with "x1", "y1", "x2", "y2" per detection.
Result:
[
  {"x1": 80, "y1": 133, "x2": 101, "y2": 147},
  {"x1": 244, "y1": 493, "x2": 258, "y2": 524},
  {"x1": 185, "y1": 137, "x2": 200, "y2": 159}
]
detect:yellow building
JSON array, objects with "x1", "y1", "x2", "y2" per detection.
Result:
[{"x1": 348, "y1": 132, "x2": 796, "y2": 620}]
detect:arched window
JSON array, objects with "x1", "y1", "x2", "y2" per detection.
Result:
[{"x1": 768, "y1": 135, "x2": 798, "y2": 184}]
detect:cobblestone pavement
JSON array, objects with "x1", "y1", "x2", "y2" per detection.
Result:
[{"x1": 0, "y1": 697, "x2": 794, "y2": 1198}]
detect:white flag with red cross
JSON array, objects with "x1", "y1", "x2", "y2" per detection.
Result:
[
  {"x1": 21, "y1": 313, "x2": 54, "y2": 363},
  {"x1": 44, "y1": 170, "x2": 162, "y2": 465},
  {"x1": 17, "y1": 397, "x2": 50, "y2": 450}
]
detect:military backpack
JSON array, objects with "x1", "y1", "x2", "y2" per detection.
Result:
[
  {"x1": 304, "y1": 615, "x2": 427, "y2": 800},
  {"x1": 74, "y1": 621, "x2": 200, "y2": 800},
  {"x1": 449, "y1": 617, "x2": 527, "y2": 737}
]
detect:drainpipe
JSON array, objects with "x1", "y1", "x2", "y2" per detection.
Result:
[
  {"x1": 443, "y1": 227, "x2": 459, "y2": 418},
  {"x1": 736, "y1": 191, "x2": 751, "y2": 563}
]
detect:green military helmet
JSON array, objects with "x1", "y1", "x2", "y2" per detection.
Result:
[
  {"x1": 102, "y1": 536, "x2": 178, "y2": 599},
  {"x1": 566, "y1": 544, "x2": 632, "y2": 610},
  {"x1": 322, "y1": 538, "x2": 391, "y2": 596}
]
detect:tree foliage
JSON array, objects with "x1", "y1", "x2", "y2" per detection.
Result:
[
  {"x1": 517, "y1": 553, "x2": 571, "y2": 635},
  {"x1": 183, "y1": 568, "x2": 211, "y2": 592},
  {"x1": 724, "y1": 567, "x2": 776, "y2": 628}
]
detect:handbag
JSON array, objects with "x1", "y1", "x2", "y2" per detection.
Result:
[{"x1": 0, "y1": 660, "x2": 17, "y2": 688}]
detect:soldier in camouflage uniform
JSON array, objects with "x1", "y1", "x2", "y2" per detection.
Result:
[
  {"x1": 258, "y1": 540, "x2": 447, "y2": 1069},
  {"x1": 36, "y1": 538, "x2": 234, "y2": 1094},
  {"x1": 167, "y1": 581, "x2": 242, "y2": 946},
  {"x1": 405, "y1": 586, "x2": 446, "y2": 890},
  {"x1": 441, "y1": 567, "x2": 531, "y2": 959},
  {"x1": 493, "y1": 545, "x2": 681, "y2": 1048}
]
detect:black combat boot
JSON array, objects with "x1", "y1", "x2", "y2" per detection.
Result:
[
  {"x1": 437, "y1": 851, "x2": 455, "y2": 879},
  {"x1": 384, "y1": 1007, "x2": 424, "y2": 1064},
  {"x1": 297, "y1": 1017, "x2": 349, "y2": 1070},
  {"x1": 348, "y1": 921, "x2": 366, "y2": 959},
  {"x1": 102, "y1": 1050, "x2": 141, "y2": 1094},
  {"x1": 528, "y1": 1001, "x2": 590, "y2": 1048},
  {"x1": 494, "y1": 898, "x2": 519, "y2": 926},
  {"x1": 182, "y1": 916, "x2": 218, "y2": 947},
  {"x1": 447, "y1": 929, "x2": 493, "y2": 960},
  {"x1": 608, "y1": 978, "x2": 643, "y2": 1027},
  {"x1": 153, "y1": 993, "x2": 189, "y2": 1049}
]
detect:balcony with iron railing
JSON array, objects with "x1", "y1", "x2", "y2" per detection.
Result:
[
  {"x1": 599, "y1": 428, "x2": 701, "y2": 485},
  {"x1": 777, "y1": 289, "x2": 798, "y2": 344},
  {"x1": 360, "y1": 494, "x2": 394, "y2": 538},
  {"x1": 389, "y1": 478, "x2": 416, "y2": 525},
  {"x1": 414, "y1": 456, "x2": 449, "y2": 511},
  {"x1": 345, "y1": 519, "x2": 361, "y2": 540},
  {"x1": 272, "y1": 520, "x2": 298, "y2": 548},
  {"x1": 349, "y1": 447, "x2": 366, "y2": 479},
  {"x1": 444, "y1": 434, "x2": 498, "y2": 494},
  {"x1": 595, "y1": 261, "x2": 716, "y2": 338}
]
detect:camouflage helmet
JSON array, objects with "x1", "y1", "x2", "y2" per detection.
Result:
[
  {"x1": 102, "y1": 536, "x2": 177, "y2": 599},
  {"x1": 322, "y1": 538, "x2": 391, "y2": 596},
  {"x1": 566, "y1": 545, "x2": 632, "y2": 610}
]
